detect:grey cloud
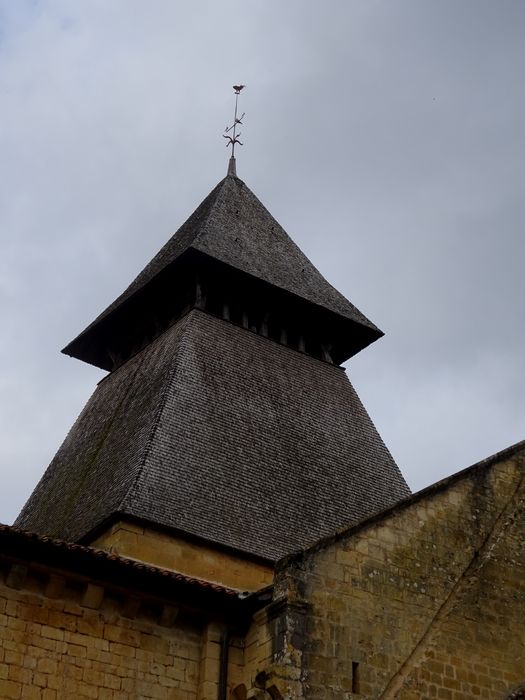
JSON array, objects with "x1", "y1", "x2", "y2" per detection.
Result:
[{"x1": 1, "y1": 0, "x2": 524, "y2": 524}]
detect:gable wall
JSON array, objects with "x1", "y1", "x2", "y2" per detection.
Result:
[{"x1": 276, "y1": 448, "x2": 525, "y2": 699}]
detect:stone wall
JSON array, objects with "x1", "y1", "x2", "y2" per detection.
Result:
[
  {"x1": 5, "y1": 446, "x2": 525, "y2": 699},
  {"x1": 229, "y1": 607, "x2": 280, "y2": 699},
  {"x1": 275, "y1": 445, "x2": 525, "y2": 699},
  {"x1": 0, "y1": 567, "x2": 202, "y2": 699},
  {"x1": 91, "y1": 520, "x2": 273, "y2": 592},
  {"x1": 0, "y1": 531, "x2": 283, "y2": 700}
]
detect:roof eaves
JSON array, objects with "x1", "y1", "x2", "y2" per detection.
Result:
[
  {"x1": 0, "y1": 524, "x2": 251, "y2": 602},
  {"x1": 63, "y1": 178, "x2": 229, "y2": 354}
]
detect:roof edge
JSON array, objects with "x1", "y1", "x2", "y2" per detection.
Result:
[
  {"x1": 0, "y1": 523, "x2": 242, "y2": 595},
  {"x1": 0, "y1": 523, "x2": 274, "y2": 619},
  {"x1": 61, "y1": 248, "x2": 383, "y2": 369},
  {"x1": 62, "y1": 176, "x2": 231, "y2": 354},
  {"x1": 278, "y1": 437, "x2": 525, "y2": 569},
  {"x1": 118, "y1": 361, "x2": 181, "y2": 516}
]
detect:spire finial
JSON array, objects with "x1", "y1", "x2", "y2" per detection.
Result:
[{"x1": 223, "y1": 85, "x2": 246, "y2": 176}]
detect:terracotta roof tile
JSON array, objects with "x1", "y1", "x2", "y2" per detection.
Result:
[{"x1": 0, "y1": 523, "x2": 244, "y2": 597}]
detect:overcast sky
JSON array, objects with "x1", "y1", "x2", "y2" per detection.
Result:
[{"x1": 1, "y1": 1, "x2": 524, "y2": 526}]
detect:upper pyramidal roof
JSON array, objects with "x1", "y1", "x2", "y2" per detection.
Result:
[
  {"x1": 94, "y1": 176, "x2": 376, "y2": 329},
  {"x1": 64, "y1": 174, "x2": 381, "y2": 369}
]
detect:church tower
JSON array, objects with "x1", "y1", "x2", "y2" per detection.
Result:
[{"x1": 16, "y1": 164, "x2": 409, "y2": 590}]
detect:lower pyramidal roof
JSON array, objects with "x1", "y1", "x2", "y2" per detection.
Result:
[{"x1": 17, "y1": 310, "x2": 409, "y2": 561}]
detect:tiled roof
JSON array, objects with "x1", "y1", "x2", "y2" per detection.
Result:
[
  {"x1": 0, "y1": 523, "x2": 244, "y2": 598},
  {"x1": 17, "y1": 310, "x2": 410, "y2": 561}
]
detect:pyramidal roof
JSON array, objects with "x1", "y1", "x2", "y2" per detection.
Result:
[
  {"x1": 17, "y1": 310, "x2": 410, "y2": 561},
  {"x1": 71, "y1": 174, "x2": 379, "y2": 344}
]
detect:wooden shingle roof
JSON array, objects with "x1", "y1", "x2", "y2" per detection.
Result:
[
  {"x1": 17, "y1": 310, "x2": 409, "y2": 561},
  {"x1": 64, "y1": 175, "x2": 380, "y2": 368},
  {"x1": 94, "y1": 175, "x2": 377, "y2": 329}
]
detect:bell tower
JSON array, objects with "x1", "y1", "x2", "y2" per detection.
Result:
[{"x1": 16, "y1": 96, "x2": 409, "y2": 587}]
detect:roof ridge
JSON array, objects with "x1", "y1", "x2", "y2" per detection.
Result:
[
  {"x1": 119, "y1": 330, "x2": 187, "y2": 514},
  {"x1": 14, "y1": 351, "x2": 150, "y2": 534},
  {"x1": 193, "y1": 176, "x2": 231, "y2": 247}
]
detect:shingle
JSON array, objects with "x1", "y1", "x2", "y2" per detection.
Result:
[
  {"x1": 16, "y1": 310, "x2": 410, "y2": 561},
  {"x1": 71, "y1": 175, "x2": 379, "y2": 344}
]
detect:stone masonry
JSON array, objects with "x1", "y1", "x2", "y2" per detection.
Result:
[
  {"x1": 0, "y1": 573, "x2": 201, "y2": 699},
  {"x1": 271, "y1": 442, "x2": 525, "y2": 699}
]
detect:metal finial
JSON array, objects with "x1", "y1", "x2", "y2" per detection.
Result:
[{"x1": 223, "y1": 85, "x2": 246, "y2": 175}]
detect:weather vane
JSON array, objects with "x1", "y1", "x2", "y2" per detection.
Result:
[{"x1": 224, "y1": 85, "x2": 245, "y2": 176}]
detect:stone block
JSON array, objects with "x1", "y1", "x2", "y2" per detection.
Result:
[
  {"x1": 82, "y1": 584, "x2": 105, "y2": 610},
  {"x1": 0, "y1": 679, "x2": 22, "y2": 699}
]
